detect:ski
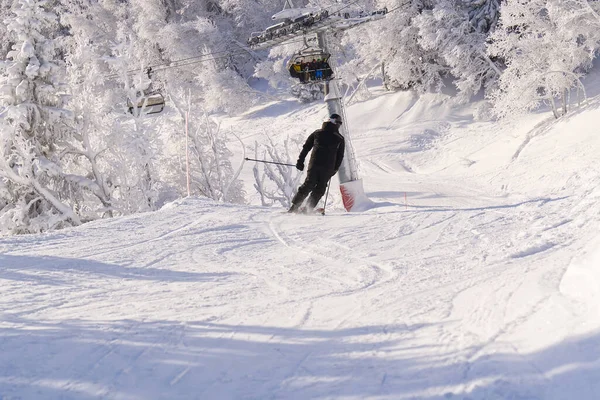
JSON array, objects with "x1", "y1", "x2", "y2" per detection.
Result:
[{"x1": 284, "y1": 207, "x2": 326, "y2": 216}]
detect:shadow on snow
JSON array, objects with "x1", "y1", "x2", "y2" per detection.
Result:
[
  {"x1": 0, "y1": 316, "x2": 599, "y2": 399},
  {"x1": 0, "y1": 254, "x2": 235, "y2": 284}
]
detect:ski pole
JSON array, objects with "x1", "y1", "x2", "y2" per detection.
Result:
[
  {"x1": 321, "y1": 178, "x2": 332, "y2": 216},
  {"x1": 244, "y1": 157, "x2": 295, "y2": 167}
]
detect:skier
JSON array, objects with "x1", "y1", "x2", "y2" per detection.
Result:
[{"x1": 288, "y1": 114, "x2": 345, "y2": 213}]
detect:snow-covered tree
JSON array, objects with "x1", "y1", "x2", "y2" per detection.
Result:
[
  {"x1": 464, "y1": 0, "x2": 501, "y2": 33},
  {"x1": 414, "y1": 0, "x2": 501, "y2": 102},
  {"x1": 103, "y1": 39, "x2": 165, "y2": 212},
  {"x1": 58, "y1": 0, "x2": 128, "y2": 219},
  {"x1": 0, "y1": 0, "x2": 17, "y2": 58},
  {"x1": 347, "y1": 0, "x2": 446, "y2": 93},
  {"x1": 488, "y1": 0, "x2": 600, "y2": 118},
  {"x1": 0, "y1": 0, "x2": 85, "y2": 234},
  {"x1": 252, "y1": 135, "x2": 302, "y2": 208},
  {"x1": 168, "y1": 91, "x2": 245, "y2": 203},
  {"x1": 61, "y1": 0, "x2": 163, "y2": 214},
  {"x1": 195, "y1": 45, "x2": 259, "y2": 114}
]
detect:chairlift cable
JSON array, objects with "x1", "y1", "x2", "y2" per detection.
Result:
[
  {"x1": 99, "y1": 1, "x2": 410, "y2": 83},
  {"x1": 149, "y1": 50, "x2": 253, "y2": 73},
  {"x1": 386, "y1": 0, "x2": 413, "y2": 15},
  {"x1": 142, "y1": 39, "x2": 309, "y2": 74},
  {"x1": 104, "y1": 48, "x2": 242, "y2": 80},
  {"x1": 103, "y1": 37, "x2": 311, "y2": 81},
  {"x1": 147, "y1": 49, "x2": 235, "y2": 70},
  {"x1": 328, "y1": 0, "x2": 362, "y2": 14},
  {"x1": 94, "y1": 0, "x2": 418, "y2": 117},
  {"x1": 105, "y1": 4, "x2": 361, "y2": 81}
]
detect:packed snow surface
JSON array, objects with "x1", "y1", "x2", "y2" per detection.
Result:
[{"x1": 2, "y1": 87, "x2": 600, "y2": 399}]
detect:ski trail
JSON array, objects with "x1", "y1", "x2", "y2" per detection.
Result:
[
  {"x1": 77, "y1": 213, "x2": 215, "y2": 259},
  {"x1": 268, "y1": 213, "x2": 396, "y2": 291},
  {"x1": 511, "y1": 118, "x2": 555, "y2": 161},
  {"x1": 264, "y1": 212, "x2": 410, "y2": 331}
]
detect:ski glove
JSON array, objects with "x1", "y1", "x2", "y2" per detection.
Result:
[{"x1": 296, "y1": 160, "x2": 304, "y2": 171}]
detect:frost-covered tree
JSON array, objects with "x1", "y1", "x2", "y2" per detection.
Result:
[
  {"x1": 189, "y1": 114, "x2": 245, "y2": 203},
  {"x1": 464, "y1": 0, "x2": 501, "y2": 33},
  {"x1": 0, "y1": 0, "x2": 17, "y2": 58},
  {"x1": 0, "y1": 0, "x2": 85, "y2": 234},
  {"x1": 61, "y1": 0, "x2": 166, "y2": 214},
  {"x1": 312, "y1": 0, "x2": 503, "y2": 102},
  {"x1": 168, "y1": 91, "x2": 245, "y2": 203},
  {"x1": 252, "y1": 135, "x2": 302, "y2": 208},
  {"x1": 103, "y1": 39, "x2": 165, "y2": 212},
  {"x1": 488, "y1": 0, "x2": 600, "y2": 118},
  {"x1": 0, "y1": 0, "x2": 306, "y2": 234},
  {"x1": 414, "y1": 0, "x2": 501, "y2": 102},
  {"x1": 147, "y1": 0, "x2": 275, "y2": 113},
  {"x1": 58, "y1": 0, "x2": 127, "y2": 218},
  {"x1": 195, "y1": 45, "x2": 259, "y2": 114},
  {"x1": 62, "y1": 0, "x2": 252, "y2": 208},
  {"x1": 347, "y1": 0, "x2": 446, "y2": 93}
]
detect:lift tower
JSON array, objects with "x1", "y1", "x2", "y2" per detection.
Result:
[{"x1": 249, "y1": 5, "x2": 387, "y2": 211}]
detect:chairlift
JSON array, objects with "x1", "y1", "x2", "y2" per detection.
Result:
[
  {"x1": 127, "y1": 92, "x2": 165, "y2": 115},
  {"x1": 287, "y1": 46, "x2": 333, "y2": 84},
  {"x1": 249, "y1": 8, "x2": 331, "y2": 46},
  {"x1": 271, "y1": 6, "x2": 320, "y2": 21},
  {"x1": 126, "y1": 67, "x2": 166, "y2": 115},
  {"x1": 247, "y1": 31, "x2": 262, "y2": 45},
  {"x1": 264, "y1": 20, "x2": 291, "y2": 39},
  {"x1": 372, "y1": 7, "x2": 388, "y2": 16}
]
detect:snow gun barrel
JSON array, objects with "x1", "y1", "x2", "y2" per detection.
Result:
[{"x1": 244, "y1": 157, "x2": 295, "y2": 167}]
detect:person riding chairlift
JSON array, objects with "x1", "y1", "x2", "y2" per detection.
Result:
[{"x1": 315, "y1": 59, "x2": 324, "y2": 80}]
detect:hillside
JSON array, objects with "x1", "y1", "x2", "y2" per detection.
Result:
[{"x1": 1, "y1": 83, "x2": 600, "y2": 399}]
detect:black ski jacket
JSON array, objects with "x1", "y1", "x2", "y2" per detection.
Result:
[{"x1": 298, "y1": 121, "x2": 345, "y2": 174}]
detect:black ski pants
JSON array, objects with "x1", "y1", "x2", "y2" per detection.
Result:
[{"x1": 292, "y1": 167, "x2": 332, "y2": 209}]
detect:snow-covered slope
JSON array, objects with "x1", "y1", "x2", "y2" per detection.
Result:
[{"x1": 2, "y1": 86, "x2": 600, "y2": 399}]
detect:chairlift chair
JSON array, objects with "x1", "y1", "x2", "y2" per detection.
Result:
[
  {"x1": 253, "y1": 9, "x2": 331, "y2": 45},
  {"x1": 372, "y1": 7, "x2": 388, "y2": 16},
  {"x1": 247, "y1": 32, "x2": 262, "y2": 45},
  {"x1": 287, "y1": 47, "x2": 333, "y2": 83},
  {"x1": 127, "y1": 92, "x2": 165, "y2": 115},
  {"x1": 126, "y1": 67, "x2": 167, "y2": 115},
  {"x1": 265, "y1": 20, "x2": 289, "y2": 38}
]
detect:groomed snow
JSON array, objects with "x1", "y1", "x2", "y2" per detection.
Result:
[{"x1": 1, "y1": 83, "x2": 600, "y2": 399}]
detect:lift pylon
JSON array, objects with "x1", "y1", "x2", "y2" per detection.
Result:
[
  {"x1": 320, "y1": 32, "x2": 372, "y2": 211},
  {"x1": 249, "y1": 5, "x2": 388, "y2": 211}
]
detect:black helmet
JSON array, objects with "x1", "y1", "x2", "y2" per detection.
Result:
[{"x1": 330, "y1": 113, "x2": 342, "y2": 125}]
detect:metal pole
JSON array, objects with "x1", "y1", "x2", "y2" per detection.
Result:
[
  {"x1": 321, "y1": 178, "x2": 331, "y2": 216},
  {"x1": 320, "y1": 31, "x2": 359, "y2": 183},
  {"x1": 244, "y1": 157, "x2": 295, "y2": 167},
  {"x1": 319, "y1": 32, "x2": 370, "y2": 211}
]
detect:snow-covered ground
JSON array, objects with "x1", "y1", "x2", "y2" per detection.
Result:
[{"x1": 2, "y1": 80, "x2": 600, "y2": 399}]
